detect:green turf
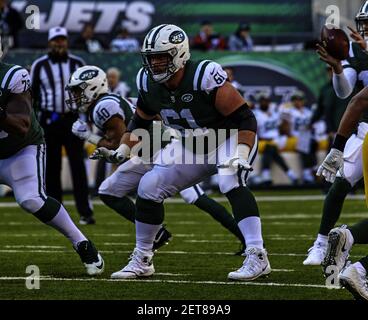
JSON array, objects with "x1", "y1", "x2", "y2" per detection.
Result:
[{"x1": 0, "y1": 194, "x2": 367, "y2": 300}]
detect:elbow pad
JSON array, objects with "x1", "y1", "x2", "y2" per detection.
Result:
[
  {"x1": 126, "y1": 113, "x2": 153, "y2": 133},
  {"x1": 226, "y1": 104, "x2": 257, "y2": 133}
]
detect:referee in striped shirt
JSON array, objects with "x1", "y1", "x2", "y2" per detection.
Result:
[{"x1": 30, "y1": 27, "x2": 95, "y2": 225}]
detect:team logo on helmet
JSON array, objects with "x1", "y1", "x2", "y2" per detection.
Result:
[
  {"x1": 169, "y1": 30, "x2": 185, "y2": 44},
  {"x1": 79, "y1": 69, "x2": 99, "y2": 81},
  {"x1": 181, "y1": 93, "x2": 193, "y2": 102}
]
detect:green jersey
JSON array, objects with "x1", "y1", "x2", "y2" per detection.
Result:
[
  {"x1": 0, "y1": 63, "x2": 44, "y2": 159},
  {"x1": 136, "y1": 60, "x2": 230, "y2": 132},
  {"x1": 343, "y1": 42, "x2": 368, "y2": 122}
]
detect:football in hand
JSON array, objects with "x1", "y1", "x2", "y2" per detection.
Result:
[{"x1": 320, "y1": 24, "x2": 350, "y2": 60}]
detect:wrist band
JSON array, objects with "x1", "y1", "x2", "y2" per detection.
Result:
[{"x1": 332, "y1": 134, "x2": 348, "y2": 152}]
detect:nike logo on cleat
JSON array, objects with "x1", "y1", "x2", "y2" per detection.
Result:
[{"x1": 96, "y1": 261, "x2": 104, "y2": 269}]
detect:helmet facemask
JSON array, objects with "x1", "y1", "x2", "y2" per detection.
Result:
[
  {"x1": 356, "y1": 17, "x2": 368, "y2": 38},
  {"x1": 141, "y1": 48, "x2": 179, "y2": 83},
  {"x1": 65, "y1": 82, "x2": 91, "y2": 113}
]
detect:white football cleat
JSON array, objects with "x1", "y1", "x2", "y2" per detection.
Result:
[
  {"x1": 85, "y1": 253, "x2": 105, "y2": 276},
  {"x1": 322, "y1": 225, "x2": 354, "y2": 276},
  {"x1": 339, "y1": 264, "x2": 368, "y2": 301},
  {"x1": 228, "y1": 247, "x2": 271, "y2": 281},
  {"x1": 111, "y1": 248, "x2": 155, "y2": 279},
  {"x1": 75, "y1": 240, "x2": 104, "y2": 276},
  {"x1": 303, "y1": 241, "x2": 327, "y2": 265}
]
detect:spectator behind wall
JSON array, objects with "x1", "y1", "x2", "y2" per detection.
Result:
[
  {"x1": 0, "y1": 0, "x2": 23, "y2": 48},
  {"x1": 106, "y1": 67, "x2": 131, "y2": 98},
  {"x1": 281, "y1": 91, "x2": 317, "y2": 184},
  {"x1": 253, "y1": 93, "x2": 298, "y2": 186},
  {"x1": 72, "y1": 23, "x2": 105, "y2": 53},
  {"x1": 192, "y1": 20, "x2": 227, "y2": 51},
  {"x1": 110, "y1": 28, "x2": 140, "y2": 52},
  {"x1": 228, "y1": 23, "x2": 253, "y2": 52}
]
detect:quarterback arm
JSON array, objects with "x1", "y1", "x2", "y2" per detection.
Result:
[
  {"x1": 0, "y1": 91, "x2": 31, "y2": 136},
  {"x1": 316, "y1": 43, "x2": 356, "y2": 98},
  {"x1": 333, "y1": 86, "x2": 368, "y2": 151},
  {"x1": 332, "y1": 67, "x2": 357, "y2": 99}
]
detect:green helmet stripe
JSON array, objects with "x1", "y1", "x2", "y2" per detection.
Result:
[
  {"x1": 196, "y1": 60, "x2": 211, "y2": 91},
  {"x1": 2, "y1": 65, "x2": 22, "y2": 90},
  {"x1": 150, "y1": 24, "x2": 168, "y2": 49}
]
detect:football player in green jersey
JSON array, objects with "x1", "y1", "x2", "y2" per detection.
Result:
[
  {"x1": 67, "y1": 65, "x2": 246, "y2": 253},
  {"x1": 304, "y1": 1, "x2": 368, "y2": 266},
  {"x1": 0, "y1": 41, "x2": 104, "y2": 276},
  {"x1": 316, "y1": 70, "x2": 368, "y2": 301},
  {"x1": 93, "y1": 24, "x2": 270, "y2": 281}
]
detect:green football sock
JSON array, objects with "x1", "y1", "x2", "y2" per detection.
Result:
[
  {"x1": 194, "y1": 194, "x2": 245, "y2": 244},
  {"x1": 226, "y1": 186, "x2": 259, "y2": 222},
  {"x1": 318, "y1": 177, "x2": 352, "y2": 236},
  {"x1": 349, "y1": 219, "x2": 368, "y2": 244},
  {"x1": 99, "y1": 194, "x2": 136, "y2": 223}
]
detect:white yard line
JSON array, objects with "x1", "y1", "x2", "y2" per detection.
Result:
[
  {"x1": 4, "y1": 245, "x2": 65, "y2": 249},
  {"x1": 0, "y1": 249, "x2": 314, "y2": 257},
  {"x1": 0, "y1": 194, "x2": 365, "y2": 209},
  {"x1": 0, "y1": 276, "x2": 327, "y2": 289}
]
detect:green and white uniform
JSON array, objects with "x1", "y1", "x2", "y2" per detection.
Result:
[
  {"x1": 0, "y1": 63, "x2": 47, "y2": 213},
  {"x1": 89, "y1": 93, "x2": 134, "y2": 130},
  {"x1": 94, "y1": 93, "x2": 207, "y2": 204},
  {"x1": 135, "y1": 60, "x2": 258, "y2": 202},
  {"x1": 334, "y1": 42, "x2": 368, "y2": 186}
]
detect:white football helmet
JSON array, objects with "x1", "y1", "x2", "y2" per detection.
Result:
[
  {"x1": 66, "y1": 65, "x2": 108, "y2": 112},
  {"x1": 141, "y1": 24, "x2": 190, "y2": 83},
  {"x1": 356, "y1": 0, "x2": 368, "y2": 38}
]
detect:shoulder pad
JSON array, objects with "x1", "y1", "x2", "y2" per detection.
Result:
[
  {"x1": 193, "y1": 60, "x2": 227, "y2": 92},
  {"x1": 2, "y1": 65, "x2": 30, "y2": 93},
  {"x1": 92, "y1": 97, "x2": 125, "y2": 129}
]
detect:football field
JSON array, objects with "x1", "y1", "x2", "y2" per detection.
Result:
[{"x1": 0, "y1": 191, "x2": 367, "y2": 300}]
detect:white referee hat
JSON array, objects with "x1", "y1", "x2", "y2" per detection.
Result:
[{"x1": 48, "y1": 27, "x2": 68, "y2": 41}]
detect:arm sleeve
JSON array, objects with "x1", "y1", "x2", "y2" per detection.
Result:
[{"x1": 332, "y1": 67, "x2": 357, "y2": 99}]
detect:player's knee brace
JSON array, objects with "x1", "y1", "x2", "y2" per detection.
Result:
[
  {"x1": 136, "y1": 196, "x2": 164, "y2": 225},
  {"x1": 20, "y1": 196, "x2": 46, "y2": 214},
  {"x1": 32, "y1": 197, "x2": 61, "y2": 223}
]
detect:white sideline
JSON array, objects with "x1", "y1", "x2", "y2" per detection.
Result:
[{"x1": 0, "y1": 276, "x2": 327, "y2": 289}]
